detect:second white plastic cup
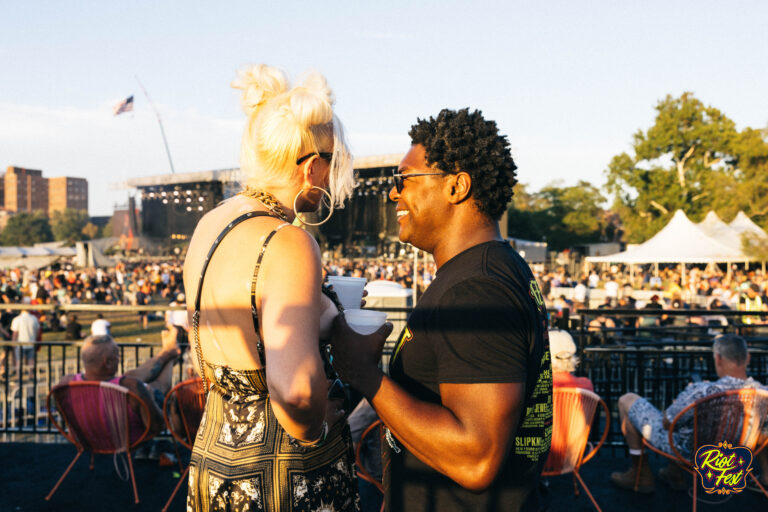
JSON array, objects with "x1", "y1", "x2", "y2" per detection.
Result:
[
  {"x1": 344, "y1": 309, "x2": 387, "y2": 335},
  {"x1": 327, "y1": 275, "x2": 366, "y2": 310}
]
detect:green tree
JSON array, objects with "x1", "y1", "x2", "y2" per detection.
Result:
[
  {"x1": 507, "y1": 181, "x2": 609, "y2": 250},
  {"x1": 101, "y1": 217, "x2": 113, "y2": 238},
  {"x1": 0, "y1": 212, "x2": 53, "y2": 246},
  {"x1": 50, "y1": 208, "x2": 90, "y2": 243},
  {"x1": 605, "y1": 92, "x2": 745, "y2": 242},
  {"x1": 81, "y1": 222, "x2": 99, "y2": 239},
  {"x1": 731, "y1": 127, "x2": 768, "y2": 226}
]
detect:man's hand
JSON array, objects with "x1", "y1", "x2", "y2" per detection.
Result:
[
  {"x1": 161, "y1": 325, "x2": 181, "y2": 355},
  {"x1": 330, "y1": 313, "x2": 392, "y2": 398}
]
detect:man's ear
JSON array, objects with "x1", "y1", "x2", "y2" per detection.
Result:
[{"x1": 446, "y1": 172, "x2": 472, "y2": 204}]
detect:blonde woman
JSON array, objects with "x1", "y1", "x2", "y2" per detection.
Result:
[{"x1": 183, "y1": 64, "x2": 363, "y2": 511}]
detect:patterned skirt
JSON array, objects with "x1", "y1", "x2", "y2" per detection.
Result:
[{"x1": 187, "y1": 366, "x2": 360, "y2": 512}]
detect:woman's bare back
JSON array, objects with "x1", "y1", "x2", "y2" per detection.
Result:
[{"x1": 183, "y1": 196, "x2": 290, "y2": 370}]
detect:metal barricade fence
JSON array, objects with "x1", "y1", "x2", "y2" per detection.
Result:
[
  {"x1": 578, "y1": 345, "x2": 768, "y2": 450},
  {"x1": 7, "y1": 303, "x2": 768, "y2": 452},
  {"x1": 1, "y1": 341, "x2": 193, "y2": 433}
]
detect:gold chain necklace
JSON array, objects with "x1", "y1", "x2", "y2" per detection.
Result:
[{"x1": 240, "y1": 187, "x2": 289, "y2": 222}]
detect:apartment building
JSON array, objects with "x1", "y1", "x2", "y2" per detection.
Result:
[{"x1": 3, "y1": 166, "x2": 88, "y2": 214}]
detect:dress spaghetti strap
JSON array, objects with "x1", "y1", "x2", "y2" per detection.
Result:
[{"x1": 191, "y1": 211, "x2": 288, "y2": 392}]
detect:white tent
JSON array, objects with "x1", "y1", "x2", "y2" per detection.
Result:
[
  {"x1": 0, "y1": 244, "x2": 77, "y2": 269},
  {"x1": 697, "y1": 211, "x2": 743, "y2": 248},
  {"x1": 586, "y1": 210, "x2": 746, "y2": 263},
  {"x1": 729, "y1": 211, "x2": 768, "y2": 241}
]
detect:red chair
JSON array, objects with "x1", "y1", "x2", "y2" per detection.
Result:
[
  {"x1": 542, "y1": 387, "x2": 610, "y2": 512},
  {"x1": 640, "y1": 388, "x2": 768, "y2": 512},
  {"x1": 161, "y1": 377, "x2": 206, "y2": 512},
  {"x1": 45, "y1": 381, "x2": 153, "y2": 504},
  {"x1": 355, "y1": 419, "x2": 385, "y2": 512}
]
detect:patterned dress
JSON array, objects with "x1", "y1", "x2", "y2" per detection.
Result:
[
  {"x1": 186, "y1": 211, "x2": 360, "y2": 512},
  {"x1": 186, "y1": 364, "x2": 360, "y2": 511}
]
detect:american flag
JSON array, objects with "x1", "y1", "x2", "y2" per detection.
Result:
[{"x1": 113, "y1": 95, "x2": 134, "y2": 116}]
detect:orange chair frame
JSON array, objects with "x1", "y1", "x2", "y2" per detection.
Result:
[
  {"x1": 45, "y1": 381, "x2": 153, "y2": 504},
  {"x1": 640, "y1": 388, "x2": 768, "y2": 512},
  {"x1": 542, "y1": 387, "x2": 610, "y2": 512},
  {"x1": 355, "y1": 419, "x2": 385, "y2": 512},
  {"x1": 161, "y1": 377, "x2": 206, "y2": 512}
]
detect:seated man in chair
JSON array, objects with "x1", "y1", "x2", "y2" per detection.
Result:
[
  {"x1": 612, "y1": 334, "x2": 768, "y2": 493},
  {"x1": 57, "y1": 327, "x2": 181, "y2": 442}
]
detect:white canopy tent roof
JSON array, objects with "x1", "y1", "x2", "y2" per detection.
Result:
[
  {"x1": 697, "y1": 211, "x2": 743, "y2": 248},
  {"x1": 0, "y1": 244, "x2": 77, "y2": 269},
  {"x1": 586, "y1": 210, "x2": 747, "y2": 263},
  {"x1": 729, "y1": 211, "x2": 768, "y2": 241}
]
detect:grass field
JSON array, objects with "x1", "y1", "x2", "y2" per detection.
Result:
[{"x1": 41, "y1": 308, "x2": 172, "y2": 346}]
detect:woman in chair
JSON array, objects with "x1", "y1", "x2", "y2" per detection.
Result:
[{"x1": 183, "y1": 64, "x2": 361, "y2": 511}]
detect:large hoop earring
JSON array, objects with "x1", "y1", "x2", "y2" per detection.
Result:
[{"x1": 293, "y1": 186, "x2": 335, "y2": 226}]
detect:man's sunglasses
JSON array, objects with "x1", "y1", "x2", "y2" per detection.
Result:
[
  {"x1": 297, "y1": 152, "x2": 333, "y2": 165},
  {"x1": 392, "y1": 171, "x2": 444, "y2": 193}
]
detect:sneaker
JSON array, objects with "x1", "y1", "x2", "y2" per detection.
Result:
[
  {"x1": 658, "y1": 463, "x2": 688, "y2": 491},
  {"x1": 610, "y1": 457, "x2": 655, "y2": 494}
]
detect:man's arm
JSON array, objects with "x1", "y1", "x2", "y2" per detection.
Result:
[
  {"x1": 664, "y1": 381, "x2": 706, "y2": 426},
  {"x1": 124, "y1": 326, "x2": 180, "y2": 383},
  {"x1": 124, "y1": 348, "x2": 178, "y2": 384},
  {"x1": 372, "y1": 377, "x2": 524, "y2": 492},
  {"x1": 332, "y1": 314, "x2": 525, "y2": 492},
  {"x1": 333, "y1": 277, "x2": 535, "y2": 491}
]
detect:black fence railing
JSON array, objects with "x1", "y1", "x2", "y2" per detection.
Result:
[
  {"x1": 1, "y1": 341, "x2": 190, "y2": 434},
  {"x1": 6, "y1": 305, "x2": 768, "y2": 454},
  {"x1": 577, "y1": 345, "x2": 768, "y2": 450}
]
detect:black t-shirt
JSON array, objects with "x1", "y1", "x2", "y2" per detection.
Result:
[{"x1": 387, "y1": 241, "x2": 553, "y2": 512}]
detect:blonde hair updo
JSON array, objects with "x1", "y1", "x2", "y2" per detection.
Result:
[{"x1": 231, "y1": 64, "x2": 355, "y2": 208}]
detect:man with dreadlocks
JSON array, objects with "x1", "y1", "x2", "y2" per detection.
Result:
[{"x1": 331, "y1": 108, "x2": 553, "y2": 511}]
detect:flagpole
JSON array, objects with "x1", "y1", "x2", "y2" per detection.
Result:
[{"x1": 134, "y1": 75, "x2": 176, "y2": 174}]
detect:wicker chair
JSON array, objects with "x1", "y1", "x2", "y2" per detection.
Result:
[
  {"x1": 542, "y1": 387, "x2": 610, "y2": 512},
  {"x1": 640, "y1": 388, "x2": 768, "y2": 512},
  {"x1": 45, "y1": 381, "x2": 153, "y2": 504},
  {"x1": 161, "y1": 377, "x2": 206, "y2": 512}
]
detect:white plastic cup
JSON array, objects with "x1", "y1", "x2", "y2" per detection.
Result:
[
  {"x1": 327, "y1": 276, "x2": 366, "y2": 310},
  {"x1": 344, "y1": 309, "x2": 387, "y2": 335}
]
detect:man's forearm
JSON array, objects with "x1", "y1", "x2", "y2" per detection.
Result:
[
  {"x1": 371, "y1": 375, "x2": 464, "y2": 466},
  {"x1": 367, "y1": 374, "x2": 504, "y2": 491},
  {"x1": 129, "y1": 348, "x2": 178, "y2": 383}
]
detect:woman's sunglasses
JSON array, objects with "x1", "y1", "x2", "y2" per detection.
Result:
[
  {"x1": 391, "y1": 171, "x2": 444, "y2": 193},
  {"x1": 297, "y1": 152, "x2": 333, "y2": 165}
]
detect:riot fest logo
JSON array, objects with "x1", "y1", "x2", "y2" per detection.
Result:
[{"x1": 694, "y1": 441, "x2": 753, "y2": 494}]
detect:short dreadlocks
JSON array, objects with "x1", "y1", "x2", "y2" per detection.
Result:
[{"x1": 408, "y1": 108, "x2": 517, "y2": 220}]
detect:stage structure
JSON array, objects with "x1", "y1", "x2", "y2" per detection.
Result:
[{"x1": 117, "y1": 154, "x2": 404, "y2": 254}]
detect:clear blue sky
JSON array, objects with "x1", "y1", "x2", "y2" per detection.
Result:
[{"x1": 1, "y1": 1, "x2": 767, "y2": 215}]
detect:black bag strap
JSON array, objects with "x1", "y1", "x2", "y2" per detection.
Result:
[{"x1": 192, "y1": 211, "x2": 287, "y2": 393}]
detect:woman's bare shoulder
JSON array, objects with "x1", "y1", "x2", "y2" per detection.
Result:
[{"x1": 183, "y1": 202, "x2": 318, "y2": 281}]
